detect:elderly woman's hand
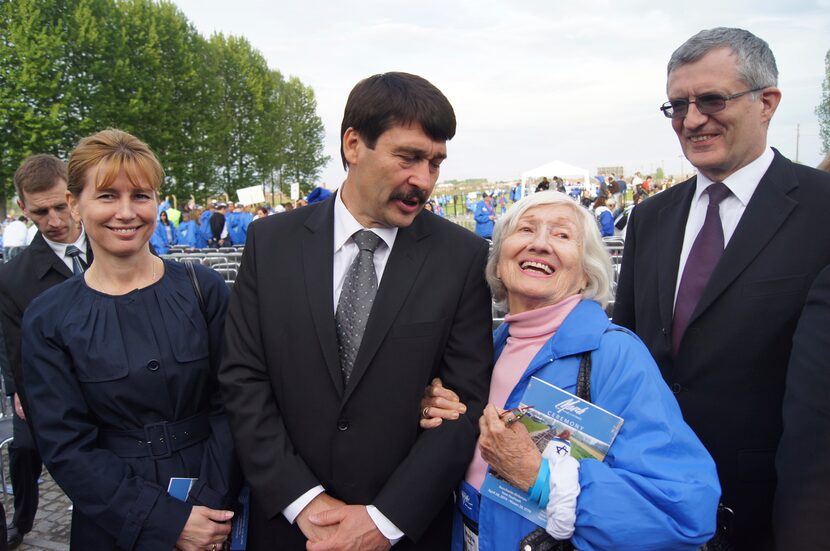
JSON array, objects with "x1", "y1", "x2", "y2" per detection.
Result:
[
  {"x1": 419, "y1": 377, "x2": 467, "y2": 429},
  {"x1": 479, "y1": 404, "x2": 542, "y2": 492}
]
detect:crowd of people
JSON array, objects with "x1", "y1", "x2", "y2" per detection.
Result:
[{"x1": 0, "y1": 26, "x2": 827, "y2": 551}]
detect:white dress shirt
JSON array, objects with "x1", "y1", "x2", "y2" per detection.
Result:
[
  {"x1": 43, "y1": 228, "x2": 89, "y2": 273},
  {"x1": 674, "y1": 147, "x2": 774, "y2": 310},
  {"x1": 283, "y1": 187, "x2": 404, "y2": 544}
]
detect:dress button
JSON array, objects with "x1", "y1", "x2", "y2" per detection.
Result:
[
  {"x1": 337, "y1": 420, "x2": 349, "y2": 431},
  {"x1": 146, "y1": 360, "x2": 160, "y2": 372},
  {"x1": 670, "y1": 383, "x2": 682, "y2": 394}
]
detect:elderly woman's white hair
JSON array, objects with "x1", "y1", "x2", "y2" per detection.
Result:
[{"x1": 485, "y1": 190, "x2": 614, "y2": 310}]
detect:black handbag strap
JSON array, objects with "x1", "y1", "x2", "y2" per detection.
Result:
[
  {"x1": 576, "y1": 353, "x2": 592, "y2": 402},
  {"x1": 184, "y1": 261, "x2": 207, "y2": 318}
]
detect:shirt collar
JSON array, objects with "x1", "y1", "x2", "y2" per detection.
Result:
[
  {"x1": 43, "y1": 227, "x2": 88, "y2": 259},
  {"x1": 333, "y1": 187, "x2": 397, "y2": 253},
  {"x1": 694, "y1": 146, "x2": 775, "y2": 206}
]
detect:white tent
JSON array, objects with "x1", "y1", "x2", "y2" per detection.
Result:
[{"x1": 521, "y1": 160, "x2": 590, "y2": 187}]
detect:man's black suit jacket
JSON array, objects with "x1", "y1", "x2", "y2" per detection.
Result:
[
  {"x1": 219, "y1": 197, "x2": 493, "y2": 550},
  {"x1": 774, "y1": 264, "x2": 830, "y2": 549},
  {"x1": 0, "y1": 232, "x2": 86, "y2": 407},
  {"x1": 613, "y1": 150, "x2": 830, "y2": 550}
]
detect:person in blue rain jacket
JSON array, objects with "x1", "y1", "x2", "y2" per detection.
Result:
[
  {"x1": 176, "y1": 212, "x2": 199, "y2": 248},
  {"x1": 474, "y1": 193, "x2": 496, "y2": 239},
  {"x1": 150, "y1": 210, "x2": 177, "y2": 254},
  {"x1": 421, "y1": 191, "x2": 720, "y2": 551}
]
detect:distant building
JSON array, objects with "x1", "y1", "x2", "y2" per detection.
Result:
[{"x1": 596, "y1": 166, "x2": 625, "y2": 179}]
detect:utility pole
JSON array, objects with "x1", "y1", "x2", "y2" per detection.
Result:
[{"x1": 796, "y1": 123, "x2": 800, "y2": 163}]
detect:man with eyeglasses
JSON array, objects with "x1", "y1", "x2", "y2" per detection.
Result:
[{"x1": 613, "y1": 27, "x2": 830, "y2": 551}]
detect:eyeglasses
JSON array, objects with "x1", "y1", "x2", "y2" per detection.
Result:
[
  {"x1": 660, "y1": 87, "x2": 765, "y2": 119},
  {"x1": 500, "y1": 405, "x2": 534, "y2": 425}
]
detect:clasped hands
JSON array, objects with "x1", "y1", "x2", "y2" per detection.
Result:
[{"x1": 297, "y1": 493, "x2": 391, "y2": 551}]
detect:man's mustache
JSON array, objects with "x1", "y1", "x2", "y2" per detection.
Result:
[{"x1": 390, "y1": 188, "x2": 428, "y2": 205}]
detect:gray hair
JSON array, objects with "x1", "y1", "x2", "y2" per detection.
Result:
[
  {"x1": 667, "y1": 27, "x2": 778, "y2": 91},
  {"x1": 485, "y1": 191, "x2": 613, "y2": 311}
]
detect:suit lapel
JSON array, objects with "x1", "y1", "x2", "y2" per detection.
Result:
[
  {"x1": 341, "y1": 216, "x2": 429, "y2": 404},
  {"x1": 301, "y1": 198, "x2": 344, "y2": 396},
  {"x1": 30, "y1": 233, "x2": 73, "y2": 280},
  {"x1": 690, "y1": 152, "x2": 797, "y2": 324},
  {"x1": 657, "y1": 178, "x2": 696, "y2": 330}
]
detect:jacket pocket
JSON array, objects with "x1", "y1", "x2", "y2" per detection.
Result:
[
  {"x1": 389, "y1": 318, "x2": 447, "y2": 340},
  {"x1": 742, "y1": 274, "x2": 806, "y2": 298}
]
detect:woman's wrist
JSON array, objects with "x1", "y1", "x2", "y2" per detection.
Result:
[{"x1": 528, "y1": 457, "x2": 551, "y2": 507}]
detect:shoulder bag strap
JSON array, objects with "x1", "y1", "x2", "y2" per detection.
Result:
[{"x1": 184, "y1": 261, "x2": 207, "y2": 319}]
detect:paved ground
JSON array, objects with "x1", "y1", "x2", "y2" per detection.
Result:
[{"x1": 3, "y1": 470, "x2": 71, "y2": 551}]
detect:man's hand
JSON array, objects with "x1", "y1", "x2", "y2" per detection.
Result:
[
  {"x1": 14, "y1": 393, "x2": 25, "y2": 420},
  {"x1": 296, "y1": 493, "x2": 346, "y2": 543},
  {"x1": 306, "y1": 505, "x2": 391, "y2": 551},
  {"x1": 419, "y1": 377, "x2": 466, "y2": 429}
]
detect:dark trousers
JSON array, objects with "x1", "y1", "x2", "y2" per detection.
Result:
[{"x1": 9, "y1": 412, "x2": 41, "y2": 533}]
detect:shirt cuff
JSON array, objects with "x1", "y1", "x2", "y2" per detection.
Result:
[
  {"x1": 543, "y1": 443, "x2": 581, "y2": 540},
  {"x1": 283, "y1": 485, "x2": 325, "y2": 524},
  {"x1": 366, "y1": 505, "x2": 404, "y2": 545}
]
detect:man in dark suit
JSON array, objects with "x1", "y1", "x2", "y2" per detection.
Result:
[
  {"x1": 0, "y1": 154, "x2": 88, "y2": 548},
  {"x1": 613, "y1": 28, "x2": 830, "y2": 550},
  {"x1": 219, "y1": 73, "x2": 493, "y2": 550},
  {"x1": 774, "y1": 265, "x2": 830, "y2": 549}
]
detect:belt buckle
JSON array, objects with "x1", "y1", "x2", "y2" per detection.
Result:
[{"x1": 143, "y1": 421, "x2": 173, "y2": 459}]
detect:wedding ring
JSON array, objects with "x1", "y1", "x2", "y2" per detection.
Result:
[{"x1": 421, "y1": 406, "x2": 430, "y2": 419}]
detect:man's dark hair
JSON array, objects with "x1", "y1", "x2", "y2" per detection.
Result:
[
  {"x1": 13, "y1": 154, "x2": 68, "y2": 203},
  {"x1": 340, "y1": 72, "x2": 456, "y2": 169}
]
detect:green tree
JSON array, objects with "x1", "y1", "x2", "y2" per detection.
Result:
[
  {"x1": 0, "y1": 0, "x2": 329, "y2": 211},
  {"x1": 0, "y1": 0, "x2": 77, "y2": 206},
  {"x1": 281, "y1": 77, "x2": 329, "y2": 194},
  {"x1": 209, "y1": 33, "x2": 273, "y2": 197},
  {"x1": 818, "y1": 49, "x2": 830, "y2": 153}
]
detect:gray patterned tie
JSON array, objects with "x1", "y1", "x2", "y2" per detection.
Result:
[
  {"x1": 336, "y1": 230, "x2": 382, "y2": 384},
  {"x1": 65, "y1": 245, "x2": 86, "y2": 275}
]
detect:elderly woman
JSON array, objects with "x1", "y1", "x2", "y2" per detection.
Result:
[
  {"x1": 21, "y1": 129, "x2": 239, "y2": 550},
  {"x1": 422, "y1": 191, "x2": 719, "y2": 550}
]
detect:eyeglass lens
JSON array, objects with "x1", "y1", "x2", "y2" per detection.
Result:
[{"x1": 668, "y1": 95, "x2": 726, "y2": 118}]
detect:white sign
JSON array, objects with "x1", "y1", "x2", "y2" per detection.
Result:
[
  {"x1": 290, "y1": 183, "x2": 300, "y2": 201},
  {"x1": 236, "y1": 185, "x2": 266, "y2": 206}
]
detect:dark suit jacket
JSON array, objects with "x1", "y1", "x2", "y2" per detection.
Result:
[
  {"x1": 613, "y1": 150, "x2": 830, "y2": 550},
  {"x1": 0, "y1": 232, "x2": 89, "y2": 407},
  {"x1": 219, "y1": 197, "x2": 493, "y2": 550},
  {"x1": 774, "y1": 264, "x2": 830, "y2": 549}
]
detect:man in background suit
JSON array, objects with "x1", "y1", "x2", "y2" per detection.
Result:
[
  {"x1": 774, "y1": 264, "x2": 830, "y2": 549},
  {"x1": 0, "y1": 155, "x2": 89, "y2": 548},
  {"x1": 613, "y1": 28, "x2": 830, "y2": 550},
  {"x1": 219, "y1": 72, "x2": 493, "y2": 550}
]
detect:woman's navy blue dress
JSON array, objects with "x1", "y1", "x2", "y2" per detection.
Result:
[{"x1": 21, "y1": 261, "x2": 239, "y2": 550}]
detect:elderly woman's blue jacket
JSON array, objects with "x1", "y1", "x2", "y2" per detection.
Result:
[{"x1": 456, "y1": 299, "x2": 720, "y2": 551}]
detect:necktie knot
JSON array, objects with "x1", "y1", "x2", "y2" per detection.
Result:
[
  {"x1": 65, "y1": 245, "x2": 86, "y2": 275},
  {"x1": 352, "y1": 230, "x2": 381, "y2": 253},
  {"x1": 65, "y1": 245, "x2": 82, "y2": 259},
  {"x1": 706, "y1": 182, "x2": 731, "y2": 207}
]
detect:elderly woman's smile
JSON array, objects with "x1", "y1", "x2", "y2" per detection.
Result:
[{"x1": 497, "y1": 204, "x2": 588, "y2": 314}]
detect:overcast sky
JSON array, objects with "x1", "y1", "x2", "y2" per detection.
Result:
[{"x1": 171, "y1": 0, "x2": 829, "y2": 187}]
